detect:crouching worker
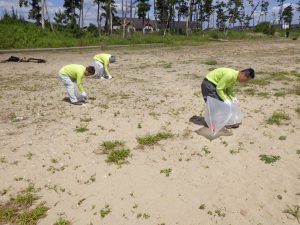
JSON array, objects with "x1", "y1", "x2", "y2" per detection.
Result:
[
  {"x1": 58, "y1": 64, "x2": 95, "y2": 105},
  {"x1": 201, "y1": 67, "x2": 255, "y2": 128},
  {"x1": 92, "y1": 53, "x2": 116, "y2": 79}
]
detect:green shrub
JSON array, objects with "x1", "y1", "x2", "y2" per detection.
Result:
[{"x1": 254, "y1": 22, "x2": 275, "y2": 35}]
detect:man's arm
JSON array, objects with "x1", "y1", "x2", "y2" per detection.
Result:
[
  {"x1": 103, "y1": 57, "x2": 110, "y2": 76},
  {"x1": 227, "y1": 86, "x2": 234, "y2": 100},
  {"x1": 77, "y1": 76, "x2": 84, "y2": 93},
  {"x1": 216, "y1": 76, "x2": 230, "y2": 101}
]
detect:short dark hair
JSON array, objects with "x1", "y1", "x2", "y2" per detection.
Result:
[
  {"x1": 241, "y1": 68, "x2": 255, "y2": 79},
  {"x1": 109, "y1": 55, "x2": 116, "y2": 63},
  {"x1": 86, "y1": 66, "x2": 95, "y2": 75}
]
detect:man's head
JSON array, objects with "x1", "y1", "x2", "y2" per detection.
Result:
[
  {"x1": 109, "y1": 55, "x2": 116, "y2": 63},
  {"x1": 237, "y1": 68, "x2": 255, "y2": 82},
  {"x1": 84, "y1": 66, "x2": 95, "y2": 76}
]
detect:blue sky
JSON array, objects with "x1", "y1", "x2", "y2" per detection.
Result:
[{"x1": 0, "y1": 0, "x2": 299, "y2": 26}]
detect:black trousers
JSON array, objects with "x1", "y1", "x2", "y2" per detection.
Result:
[{"x1": 201, "y1": 78, "x2": 223, "y2": 102}]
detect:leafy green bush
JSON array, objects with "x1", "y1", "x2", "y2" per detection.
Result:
[{"x1": 254, "y1": 22, "x2": 275, "y2": 35}]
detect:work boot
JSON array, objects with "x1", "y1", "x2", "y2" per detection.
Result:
[
  {"x1": 71, "y1": 101, "x2": 83, "y2": 105},
  {"x1": 225, "y1": 124, "x2": 240, "y2": 129}
]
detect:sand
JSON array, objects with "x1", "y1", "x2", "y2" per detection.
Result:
[{"x1": 0, "y1": 39, "x2": 300, "y2": 225}]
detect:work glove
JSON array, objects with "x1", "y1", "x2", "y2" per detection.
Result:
[
  {"x1": 232, "y1": 97, "x2": 238, "y2": 104},
  {"x1": 81, "y1": 92, "x2": 87, "y2": 99},
  {"x1": 107, "y1": 75, "x2": 112, "y2": 79},
  {"x1": 224, "y1": 99, "x2": 232, "y2": 106}
]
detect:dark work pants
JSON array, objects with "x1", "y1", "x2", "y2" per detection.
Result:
[{"x1": 201, "y1": 78, "x2": 223, "y2": 103}]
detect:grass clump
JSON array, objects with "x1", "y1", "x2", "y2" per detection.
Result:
[
  {"x1": 259, "y1": 154, "x2": 280, "y2": 164},
  {"x1": 106, "y1": 149, "x2": 130, "y2": 165},
  {"x1": 0, "y1": 187, "x2": 48, "y2": 224},
  {"x1": 100, "y1": 205, "x2": 111, "y2": 218},
  {"x1": 160, "y1": 168, "x2": 172, "y2": 177},
  {"x1": 296, "y1": 106, "x2": 300, "y2": 116},
  {"x1": 74, "y1": 125, "x2": 89, "y2": 133},
  {"x1": 137, "y1": 131, "x2": 173, "y2": 145},
  {"x1": 283, "y1": 205, "x2": 300, "y2": 223},
  {"x1": 94, "y1": 141, "x2": 130, "y2": 165},
  {"x1": 204, "y1": 60, "x2": 218, "y2": 65},
  {"x1": 249, "y1": 78, "x2": 270, "y2": 86},
  {"x1": 53, "y1": 217, "x2": 71, "y2": 225},
  {"x1": 266, "y1": 111, "x2": 290, "y2": 125}
]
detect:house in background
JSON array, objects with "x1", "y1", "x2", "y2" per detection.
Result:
[{"x1": 123, "y1": 18, "x2": 158, "y2": 32}]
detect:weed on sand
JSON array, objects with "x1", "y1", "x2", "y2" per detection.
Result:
[
  {"x1": 137, "y1": 131, "x2": 173, "y2": 145},
  {"x1": 94, "y1": 141, "x2": 130, "y2": 165},
  {"x1": 259, "y1": 154, "x2": 280, "y2": 164},
  {"x1": 100, "y1": 205, "x2": 111, "y2": 218},
  {"x1": 283, "y1": 205, "x2": 300, "y2": 223},
  {"x1": 266, "y1": 111, "x2": 290, "y2": 125},
  {"x1": 0, "y1": 184, "x2": 49, "y2": 224}
]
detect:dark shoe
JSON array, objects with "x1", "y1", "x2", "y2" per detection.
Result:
[
  {"x1": 63, "y1": 97, "x2": 71, "y2": 103},
  {"x1": 225, "y1": 124, "x2": 240, "y2": 129},
  {"x1": 71, "y1": 101, "x2": 83, "y2": 105}
]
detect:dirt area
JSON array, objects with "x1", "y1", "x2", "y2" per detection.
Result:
[{"x1": 0, "y1": 39, "x2": 300, "y2": 225}]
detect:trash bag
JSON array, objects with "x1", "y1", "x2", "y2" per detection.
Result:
[
  {"x1": 204, "y1": 96, "x2": 231, "y2": 136},
  {"x1": 227, "y1": 103, "x2": 243, "y2": 126}
]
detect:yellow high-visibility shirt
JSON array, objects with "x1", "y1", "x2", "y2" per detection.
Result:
[
  {"x1": 206, "y1": 67, "x2": 239, "y2": 101},
  {"x1": 60, "y1": 64, "x2": 85, "y2": 92}
]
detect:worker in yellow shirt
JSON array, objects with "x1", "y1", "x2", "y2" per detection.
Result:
[
  {"x1": 201, "y1": 68, "x2": 255, "y2": 104},
  {"x1": 58, "y1": 64, "x2": 95, "y2": 105},
  {"x1": 92, "y1": 53, "x2": 116, "y2": 79},
  {"x1": 201, "y1": 68, "x2": 255, "y2": 128}
]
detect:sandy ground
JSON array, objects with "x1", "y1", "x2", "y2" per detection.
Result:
[{"x1": 0, "y1": 39, "x2": 300, "y2": 225}]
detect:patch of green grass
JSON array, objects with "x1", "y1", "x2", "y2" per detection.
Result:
[
  {"x1": 259, "y1": 154, "x2": 280, "y2": 164},
  {"x1": 97, "y1": 141, "x2": 124, "y2": 154},
  {"x1": 271, "y1": 72, "x2": 292, "y2": 81},
  {"x1": 0, "y1": 156, "x2": 7, "y2": 163},
  {"x1": 244, "y1": 88, "x2": 255, "y2": 95},
  {"x1": 25, "y1": 152, "x2": 34, "y2": 160},
  {"x1": 249, "y1": 78, "x2": 270, "y2": 86},
  {"x1": 0, "y1": 187, "x2": 48, "y2": 224},
  {"x1": 296, "y1": 106, "x2": 300, "y2": 116},
  {"x1": 80, "y1": 117, "x2": 92, "y2": 122},
  {"x1": 274, "y1": 91, "x2": 286, "y2": 97},
  {"x1": 160, "y1": 168, "x2": 172, "y2": 177},
  {"x1": 136, "y1": 213, "x2": 150, "y2": 219},
  {"x1": 297, "y1": 149, "x2": 300, "y2": 157},
  {"x1": 74, "y1": 125, "x2": 89, "y2": 133},
  {"x1": 257, "y1": 92, "x2": 269, "y2": 97},
  {"x1": 199, "y1": 204, "x2": 206, "y2": 210},
  {"x1": 53, "y1": 217, "x2": 71, "y2": 225},
  {"x1": 204, "y1": 60, "x2": 217, "y2": 65},
  {"x1": 283, "y1": 205, "x2": 300, "y2": 223},
  {"x1": 137, "y1": 131, "x2": 173, "y2": 145},
  {"x1": 106, "y1": 149, "x2": 130, "y2": 165},
  {"x1": 100, "y1": 205, "x2": 111, "y2": 218},
  {"x1": 266, "y1": 111, "x2": 290, "y2": 125},
  {"x1": 94, "y1": 141, "x2": 130, "y2": 165},
  {"x1": 16, "y1": 193, "x2": 38, "y2": 206},
  {"x1": 278, "y1": 136, "x2": 286, "y2": 140}
]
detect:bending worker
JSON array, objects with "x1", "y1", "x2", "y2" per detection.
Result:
[
  {"x1": 92, "y1": 53, "x2": 116, "y2": 79},
  {"x1": 201, "y1": 67, "x2": 255, "y2": 105},
  {"x1": 58, "y1": 64, "x2": 95, "y2": 105}
]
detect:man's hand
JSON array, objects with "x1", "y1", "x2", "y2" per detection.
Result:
[
  {"x1": 224, "y1": 99, "x2": 232, "y2": 106},
  {"x1": 232, "y1": 97, "x2": 238, "y2": 104},
  {"x1": 81, "y1": 92, "x2": 87, "y2": 98}
]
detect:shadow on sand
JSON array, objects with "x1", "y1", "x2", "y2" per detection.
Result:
[{"x1": 189, "y1": 115, "x2": 233, "y2": 141}]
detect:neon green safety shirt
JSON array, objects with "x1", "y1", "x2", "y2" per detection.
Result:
[
  {"x1": 206, "y1": 67, "x2": 239, "y2": 101},
  {"x1": 60, "y1": 64, "x2": 85, "y2": 92},
  {"x1": 93, "y1": 53, "x2": 111, "y2": 76}
]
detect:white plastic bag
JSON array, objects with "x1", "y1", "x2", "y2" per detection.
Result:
[
  {"x1": 227, "y1": 102, "x2": 243, "y2": 126},
  {"x1": 204, "y1": 96, "x2": 231, "y2": 136}
]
